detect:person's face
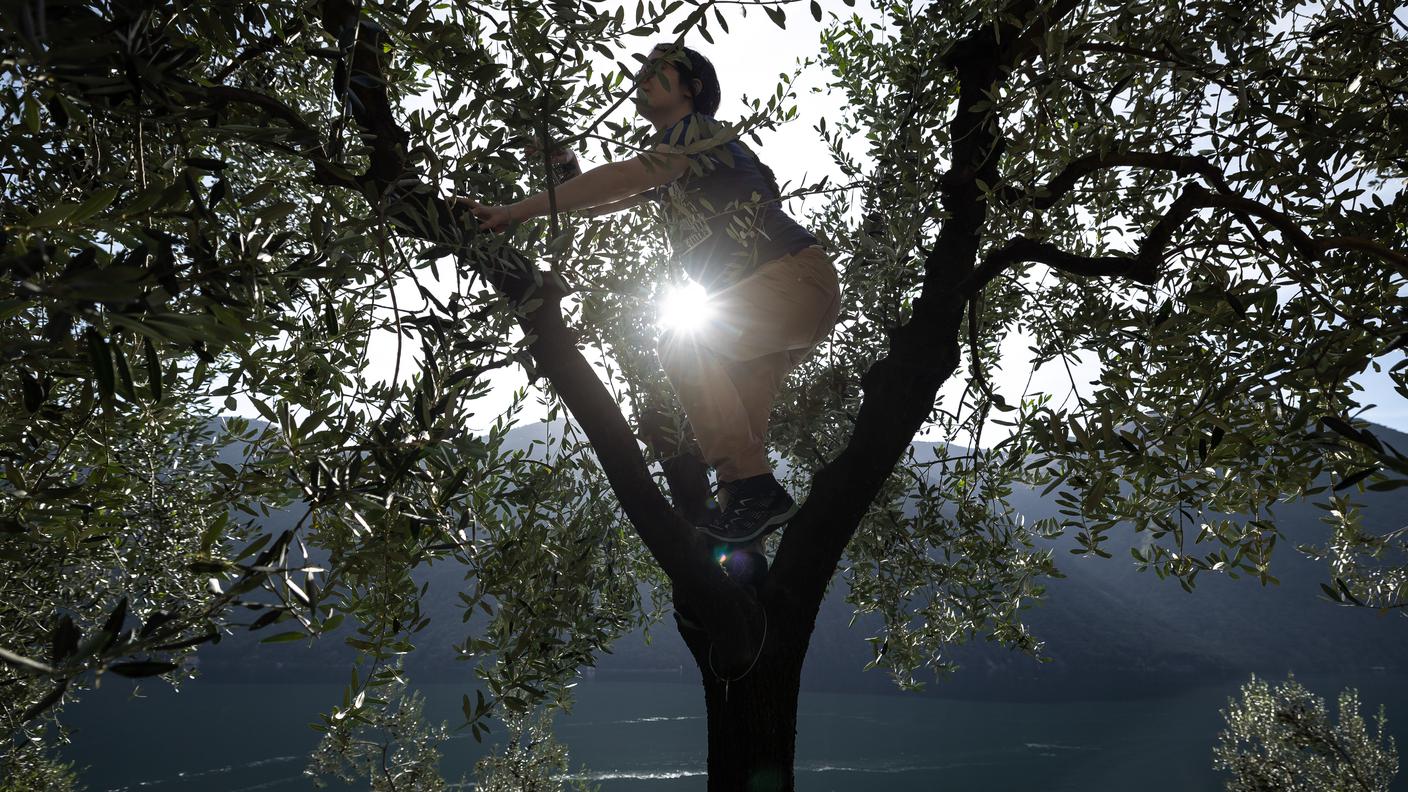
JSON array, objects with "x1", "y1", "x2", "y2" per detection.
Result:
[{"x1": 634, "y1": 49, "x2": 698, "y2": 119}]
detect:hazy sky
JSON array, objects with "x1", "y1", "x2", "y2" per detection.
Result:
[{"x1": 336, "y1": 0, "x2": 1407, "y2": 441}]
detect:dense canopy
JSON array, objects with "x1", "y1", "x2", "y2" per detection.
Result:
[{"x1": 2, "y1": 0, "x2": 1404, "y2": 788}]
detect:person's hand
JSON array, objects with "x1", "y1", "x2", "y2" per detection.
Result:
[{"x1": 452, "y1": 196, "x2": 516, "y2": 233}]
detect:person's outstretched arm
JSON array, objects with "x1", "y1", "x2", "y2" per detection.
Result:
[
  {"x1": 515, "y1": 147, "x2": 685, "y2": 217},
  {"x1": 456, "y1": 145, "x2": 688, "y2": 232},
  {"x1": 577, "y1": 190, "x2": 653, "y2": 218}
]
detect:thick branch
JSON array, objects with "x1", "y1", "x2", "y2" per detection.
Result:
[
  {"x1": 313, "y1": 0, "x2": 760, "y2": 659},
  {"x1": 772, "y1": 0, "x2": 1083, "y2": 607},
  {"x1": 964, "y1": 236, "x2": 1160, "y2": 293},
  {"x1": 1007, "y1": 149, "x2": 1233, "y2": 210}
]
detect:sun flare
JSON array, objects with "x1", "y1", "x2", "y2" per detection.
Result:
[{"x1": 657, "y1": 282, "x2": 714, "y2": 334}]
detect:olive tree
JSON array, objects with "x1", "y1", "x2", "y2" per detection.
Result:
[
  {"x1": 1214, "y1": 672, "x2": 1399, "y2": 792},
  {"x1": 2, "y1": 0, "x2": 1405, "y2": 789}
]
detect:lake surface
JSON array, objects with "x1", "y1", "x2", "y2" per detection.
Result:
[{"x1": 59, "y1": 672, "x2": 1408, "y2": 791}]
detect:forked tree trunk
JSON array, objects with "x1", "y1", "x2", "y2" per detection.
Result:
[
  {"x1": 676, "y1": 600, "x2": 809, "y2": 791},
  {"x1": 319, "y1": 7, "x2": 1041, "y2": 790}
]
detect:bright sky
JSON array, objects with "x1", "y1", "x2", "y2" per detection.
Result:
[
  {"x1": 239, "y1": 0, "x2": 1407, "y2": 441},
  {"x1": 364, "y1": 0, "x2": 895, "y2": 436}
]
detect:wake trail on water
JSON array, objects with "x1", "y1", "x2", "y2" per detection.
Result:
[
  {"x1": 101, "y1": 737, "x2": 1091, "y2": 790},
  {"x1": 558, "y1": 757, "x2": 1009, "y2": 781},
  {"x1": 101, "y1": 755, "x2": 301, "y2": 792}
]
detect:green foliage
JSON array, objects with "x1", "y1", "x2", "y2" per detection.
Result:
[
  {"x1": 0, "y1": 372, "x2": 272, "y2": 760},
  {"x1": 0, "y1": 742, "x2": 83, "y2": 792},
  {"x1": 805, "y1": 0, "x2": 1406, "y2": 687},
  {"x1": 473, "y1": 707, "x2": 601, "y2": 792},
  {"x1": 1, "y1": 0, "x2": 1404, "y2": 784},
  {"x1": 1213, "y1": 672, "x2": 1399, "y2": 792},
  {"x1": 0, "y1": 0, "x2": 738, "y2": 780},
  {"x1": 306, "y1": 666, "x2": 460, "y2": 791}
]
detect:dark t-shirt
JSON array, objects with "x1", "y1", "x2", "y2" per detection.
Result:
[{"x1": 644, "y1": 113, "x2": 818, "y2": 292}]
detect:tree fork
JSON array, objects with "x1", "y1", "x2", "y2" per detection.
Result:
[
  {"x1": 309, "y1": 0, "x2": 1071, "y2": 787},
  {"x1": 315, "y1": 0, "x2": 765, "y2": 668}
]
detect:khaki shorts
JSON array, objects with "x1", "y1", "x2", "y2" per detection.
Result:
[{"x1": 655, "y1": 244, "x2": 842, "y2": 481}]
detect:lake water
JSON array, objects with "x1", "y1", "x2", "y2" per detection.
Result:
[{"x1": 59, "y1": 672, "x2": 1408, "y2": 791}]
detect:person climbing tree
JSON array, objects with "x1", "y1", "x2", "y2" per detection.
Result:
[{"x1": 456, "y1": 42, "x2": 841, "y2": 550}]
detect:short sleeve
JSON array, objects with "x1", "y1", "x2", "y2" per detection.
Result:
[{"x1": 654, "y1": 113, "x2": 728, "y2": 176}]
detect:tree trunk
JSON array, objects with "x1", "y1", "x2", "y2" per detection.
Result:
[
  {"x1": 676, "y1": 604, "x2": 807, "y2": 792},
  {"x1": 701, "y1": 656, "x2": 802, "y2": 791}
]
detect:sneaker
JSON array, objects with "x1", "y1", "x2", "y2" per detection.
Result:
[{"x1": 697, "y1": 475, "x2": 798, "y2": 543}]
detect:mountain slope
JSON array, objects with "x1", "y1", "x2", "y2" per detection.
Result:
[{"x1": 194, "y1": 420, "x2": 1408, "y2": 701}]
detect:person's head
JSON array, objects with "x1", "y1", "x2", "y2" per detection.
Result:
[{"x1": 634, "y1": 43, "x2": 720, "y2": 127}]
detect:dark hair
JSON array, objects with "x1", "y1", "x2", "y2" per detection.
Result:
[
  {"x1": 650, "y1": 42, "x2": 720, "y2": 116},
  {"x1": 649, "y1": 43, "x2": 785, "y2": 206}
]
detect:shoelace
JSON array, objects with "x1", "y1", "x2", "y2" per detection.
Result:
[
  {"x1": 716, "y1": 493, "x2": 788, "y2": 531},
  {"x1": 706, "y1": 480, "x2": 787, "y2": 530}
]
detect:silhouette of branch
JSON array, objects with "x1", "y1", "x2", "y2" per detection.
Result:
[
  {"x1": 1000, "y1": 149, "x2": 1234, "y2": 209},
  {"x1": 963, "y1": 182, "x2": 1204, "y2": 292},
  {"x1": 965, "y1": 236, "x2": 1161, "y2": 291},
  {"x1": 772, "y1": 0, "x2": 1085, "y2": 606},
  {"x1": 314, "y1": 0, "x2": 760, "y2": 659},
  {"x1": 966, "y1": 180, "x2": 1408, "y2": 296},
  {"x1": 210, "y1": 17, "x2": 308, "y2": 84},
  {"x1": 1197, "y1": 188, "x2": 1408, "y2": 277}
]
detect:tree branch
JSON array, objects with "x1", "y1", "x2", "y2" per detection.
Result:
[
  {"x1": 1004, "y1": 149, "x2": 1234, "y2": 210},
  {"x1": 1197, "y1": 188, "x2": 1408, "y2": 277},
  {"x1": 313, "y1": 0, "x2": 759, "y2": 657},
  {"x1": 211, "y1": 17, "x2": 308, "y2": 84},
  {"x1": 771, "y1": 0, "x2": 1084, "y2": 609},
  {"x1": 168, "y1": 81, "x2": 359, "y2": 190},
  {"x1": 966, "y1": 180, "x2": 1408, "y2": 300},
  {"x1": 996, "y1": 0, "x2": 1086, "y2": 67},
  {"x1": 963, "y1": 236, "x2": 1160, "y2": 293},
  {"x1": 1070, "y1": 38, "x2": 1241, "y2": 92}
]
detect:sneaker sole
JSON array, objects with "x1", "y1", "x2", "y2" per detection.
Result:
[{"x1": 699, "y1": 501, "x2": 799, "y2": 544}]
